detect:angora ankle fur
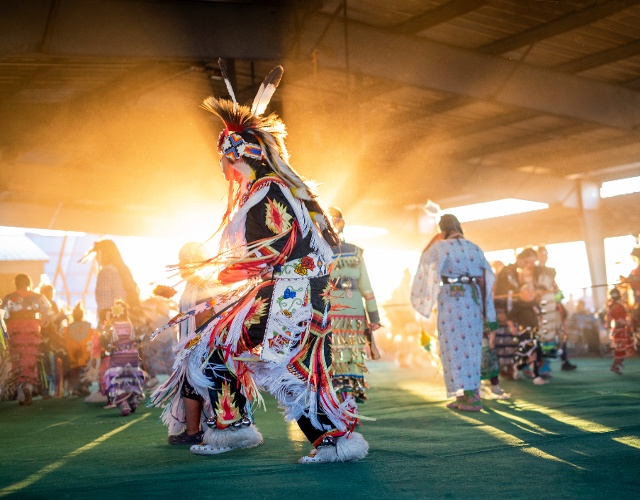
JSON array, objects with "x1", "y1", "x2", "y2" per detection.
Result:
[
  {"x1": 312, "y1": 432, "x2": 369, "y2": 462},
  {"x1": 201, "y1": 425, "x2": 263, "y2": 450}
]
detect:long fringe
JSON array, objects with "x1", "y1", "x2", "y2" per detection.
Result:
[
  {"x1": 225, "y1": 300, "x2": 253, "y2": 352},
  {"x1": 247, "y1": 359, "x2": 349, "y2": 432}
]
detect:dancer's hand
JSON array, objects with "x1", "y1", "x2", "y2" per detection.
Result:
[{"x1": 368, "y1": 335, "x2": 381, "y2": 360}]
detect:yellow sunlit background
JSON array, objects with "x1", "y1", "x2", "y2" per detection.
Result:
[
  {"x1": 1, "y1": 217, "x2": 636, "y2": 318},
  {"x1": 600, "y1": 175, "x2": 640, "y2": 198},
  {"x1": 446, "y1": 198, "x2": 549, "y2": 223}
]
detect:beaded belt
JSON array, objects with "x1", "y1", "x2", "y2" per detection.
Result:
[{"x1": 441, "y1": 275, "x2": 478, "y2": 284}]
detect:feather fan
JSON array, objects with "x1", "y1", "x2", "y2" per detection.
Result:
[{"x1": 251, "y1": 65, "x2": 284, "y2": 116}]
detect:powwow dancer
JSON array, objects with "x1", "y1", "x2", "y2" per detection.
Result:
[
  {"x1": 1, "y1": 274, "x2": 50, "y2": 406},
  {"x1": 534, "y1": 245, "x2": 577, "y2": 373},
  {"x1": 80, "y1": 238, "x2": 144, "y2": 402},
  {"x1": 480, "y1": 325, "x2": 509, "y2": 399},
  {"x1": 509, "y1": 283, "x2": 548, "y2": 386},
  {"x1": 620, "y1": 245, "x2": 640, "y2": 336},
  {"x1": 411, "y1": 214, "x2": 497, "y2": 412},
  {"x1": 607, "y1": 288, "x2": 634, "y2": 374},
  {"x1": 81, "y1": 238, "x2": 143, "y2": 328},
  {"x1": 64, "y1": 302, "x2": 98, "y2": 396},
  {"x1": 149, "y1": 61, "x2": 368, "y2": 463},
  {"x1": 492, "y1": 308, "x2": 520, "y2": 381},
  {"x1": 102, "y1": 300, "x2": 146, "y2": 416},
  {"x1": 327, "y1": 206, "x2": 381, "y2": 404},
  {"x1": 164, "y1": 242, "x2": 212, "y2": 446}
]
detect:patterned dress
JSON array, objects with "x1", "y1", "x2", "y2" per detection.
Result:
[
  {"x1": 102, "y1": 320, "x2": 146, "y2": 406},
  {"x1": 1, "y1": 290, "x2": 49, "y2": 387},
  {"x1": 411, "y1": 237, "x2": 496, "y2": 397},
  {"x1": 330, "y1": 242, "x2": 380, "y2": 402},
  {"x1": 607, "y1": 300, "x2": 634, "y2": 362},
  {"x1": 494, "y1": 263, "x2": 538, "y2": 375}
]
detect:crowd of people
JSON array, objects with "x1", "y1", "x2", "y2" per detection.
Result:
[
  {"x1": 408, "y1": 221, "x2": 640, "y2": 411},
  {"x1": 1, "y1": 60, "x2": 639, "y2": 465},
  {"x1": 0, "y1": 242, "x2": 179, "y2": 410},
  {"x1": 0, "y1": 62, "x2": 381, "y2": 465}
]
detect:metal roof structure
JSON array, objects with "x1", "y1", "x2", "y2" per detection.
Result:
[
  {"x1": 1, "y1": 0, "x2": 639, "y2": 253},
  {"x1": 0, "y1": 235, "x2": 50, "y2": 262}
]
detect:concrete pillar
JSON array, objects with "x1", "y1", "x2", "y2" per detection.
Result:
[{"x1": 577, "y1": 181, "x2": 608, "y2": 309}]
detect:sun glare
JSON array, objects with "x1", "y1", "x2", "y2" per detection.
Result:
[
  {"x1": 600, "y1": 175, "x2": 640, "y2": 198},
  {"x1": 343, "y1": 225, "x2": 388, "y2": 240},
  {"x1": 358, "y1": 248, "x2": 421, "y2": 304},
  {"x1": 604, "y1": 235, "x2": 637, "y2": 286},
  {"x1": 445, "y1": 198, "x2": 549, "y2": 223}
]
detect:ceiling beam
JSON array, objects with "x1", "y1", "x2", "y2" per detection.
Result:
[
  {"x1": 393, "y1": 0, "x2": 489, "y2": 35},
  {"x1": 298, "y1": 13, "x2": 640, "y2": 129},
  {"x1": 414, "y1": 43, "x2": 640, "y2": 146},
  {"x1": 356, "y1": 80, "x2": 404, "y2": 103},
  {"x1": 0, "y1": 65, "x2": 56, "y2": 104},
  {"x1": 433, "y1": 109, "x2": 540, "y2": 138},
  {"x1": 555, "y1": 39, "x2": 640, "y2": 73},
  {"x1": 382, "y1": 1, "x2": 640, "y2": 132},
  {"x1": 73, "y1": 61, "x2": 195, "y2": 106},
  {"x1": 451, "y1": 122, "x2": 596, "y2": 161},
  {"x1": 480, "y1": 0, "x2": 640, "y2": 55},
  {"x1": 507, "y1": 131, "x2": 640, "y2": 177},
  {"x1": 395, "y1": 43, "x2": 640, "y2": 145},
  {"x1": 0, "y1": 0, "x2": 288, "y2": 61}
]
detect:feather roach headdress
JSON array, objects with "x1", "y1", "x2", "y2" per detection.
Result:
[
  {"x1": 203, "y1": 59, "x2": 340, "y2": 247},
  {"x1": 203, "y1": 59, "x2": 313, "y2": 200}
]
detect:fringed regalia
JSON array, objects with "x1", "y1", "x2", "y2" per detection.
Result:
[
  {"x1": 1, "y1": 290, "x2": 47, "y2": 387},
  {"x1": 150, "y1": 170, "x2": 357, "y2": 434},
  {"x1": 493, "y1": 322, "x2": 519, "y2": 372},
  {"x1": 103, "y1": 320, "x2": 146, "y2": 407},
  {"x1": 535, "y1": 266, "x2": 563, "y2": 359},
  {"x1": 149, "y1": 61, "x2": 367, "y2": 462},
  {"x1": 507, "y1": 299, "x2": 544, "y2": 377},
  {"x1": 329, "y1": 242, "x2": 380, "y2": 402},
  {"x1": 513, "y1": 326, "x2": 541, "y2": 371},
  {"x1": 608, "y1": 300, "x2": 634, "y2": 361}
]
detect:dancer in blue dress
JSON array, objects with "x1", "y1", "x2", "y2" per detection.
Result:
[{"x1": 411, "y1": 214, "x2": 497, "y2": 411}]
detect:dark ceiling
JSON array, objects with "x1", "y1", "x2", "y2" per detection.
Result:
[{"x1": 1, "y1": 0, "x2": 640, "y2": 252}]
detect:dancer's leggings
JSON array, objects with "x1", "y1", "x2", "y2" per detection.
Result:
[{"x1": 204, "y1": 349, "x2": 334, "y2": 443}]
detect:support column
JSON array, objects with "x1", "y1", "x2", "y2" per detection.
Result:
[{"x1": 577, "y1": 181, "x2": 608, "y2": 310}]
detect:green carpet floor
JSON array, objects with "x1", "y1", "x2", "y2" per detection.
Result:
[{"x1": 1, "y1": 357, "x2": 639, "y2": 499}]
